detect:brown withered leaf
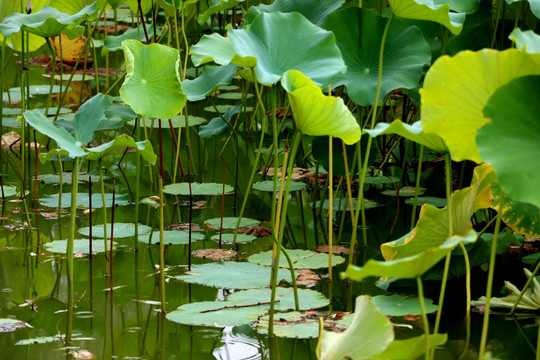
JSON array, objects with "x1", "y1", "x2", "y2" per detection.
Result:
[
  {"x1": 192, "y1": 248, "x2": 237, "y2": 260},
  {"x1": 260, "y1": 167, "x2": 310, "y2": 181},
  {"x1": 296, "y1": 269, "x2": 321, "y2": 287},
  {"x1": 265, "y1": 107, "x2": 291, "y2": 118},
  {"x1": 168, "y1": 223, "x2": 204, "y2": 232},
  {"x1": 313, "y1": 245, "x2": 352, "y2": 255},
  {"x1": 238, "y1": 225, "x2": 272, "y2": 237}
]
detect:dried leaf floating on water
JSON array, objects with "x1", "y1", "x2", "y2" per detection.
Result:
[{"x1": 192, "y1": 248, "x2": 237, "y2": 260}]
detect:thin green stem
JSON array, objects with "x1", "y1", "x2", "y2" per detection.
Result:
[
  {"x1": 510, "y1": 257, "x2": 540, "y2": 314},
  {"x1": 66, "y1": 156, "x2": 80, "y2": 343},
  {"x1": 417, "y1": 276, "x2": 430, "y2": 360},
  {"x1": 410, "y1": 145, "x2": 424, "y2": 231},
  {"x1": 158, "y1": 176, "x2": 166, "y2": 313},
  {"x1": 458, "y1": 242, "x2": 471, "y2": 359}
]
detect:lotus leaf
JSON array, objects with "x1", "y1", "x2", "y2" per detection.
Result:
[
  {"x1": 491, "y1": 183, "x2": 540, "y2": 237},
  {"x1": 138, "y1": 230, "x2": 205, "y2": 245},
  {"x1": 472, "y1": 269, "x2": 540, "y2": 311},
  {"x1": 198, "y1": 0, "x2": 244, "y2": 24},
  {"x1": 388, "y1": 0, "x2": 465, "y2": 35},
  {"x1": 191, "y1": 12, "x2": 345, "y2": 87},
  {"x1": 0, "y1": 185, "x2": 17, "y2": 197},
  {"x1": 509, "y1": 28, "x2": 540, "y2": 53},
  {"x1": 479, "y1": 75, "x2": 540, "y2": 209},
  {"x1": 102, "y1": 24, "x2": 159, "y2": 56},
  {"x1": 176, "y1": 261, "x2": 295, "y2": 289},
  {"x1": 364, "y1": 120, "x2": 447, "y2": 153},
  {"x1": 253, "y1": 180, "x2": 306, "y2": 192},
  {"x1": 315, "y1": 198, "x2": 379, "y2": 211},
  {"x1": 79, "y1": 223, "x2": 152, "y2": 238},
  {"x1": 163, "y1": 182, "x2": 233, "y2": 195},
  {"x1": 255, "y1": 312, "x2": 321, "y2": 339},
  {"x1": 211, "y1": 233, "x2": 257, "y2": 244},
  {"x1": 49, "y1": 0, "x2": 99, "y2": 15},
  {"x1": 344, "y1": 233, "x2": 476, "y2": 281},
  {"x1": 0, "y1": 4, "x2": 96, "y2": 38},
  {"x1": 44, "y1": 239, "x2": 117, "y2": 254},
  {"x1": 120, "y1": 40, "x2": 187, "y2": 119},
  {"x1": 248, "y1": 249, "x2": 345, "y2": 270},
  {"x1": 374, "y1": 334, "x2": 448, "y2": 360},
  {"x1": 198, "y1": 102, "x2": 242, "y2": 139},
  {"x1": 382, "y1": 186, "x2": 426, "y2": 197},
  {"x1": 227, "y1": 287, "x2": 329, "y2": 311},
  {"x1": 421, "y1": 49, "x2": 540, "y2": 163},
  {"x1": 183, "y1": 64, "x2": 239, "y2": 102},
  {"x1": 39, "y1": 193, "x2": 129, "y2": 208},
  {"x1": 323, "y1": 8, "x2": 431, "y2": 106},
  {"x1": 205, "y1": 217, "x2": 259, "y2": 229},
  {"x1": 321, "y1": 296, "x2": 393, "y2": 360},
  {"x1": 364, "y1": 176, "x2": 400, "y2": 185},
  {"x1": 405, "y1": 197, "x2": 447, "y2": 207},
  {"x1": 86, "y1": 136, "x2": 156, "y2": 164},
  {"x1": 281, "y1": 70, "x2": 360, "y2": 144},
  {"x1": 371, "y1": 294, "x2": 438, "y2": 316},
  {"x1": 129, "y1": 115, "x2": 207, "y2": 128},
  {"x1": 246, "y1": 0, "x2": 345, "y2": 25}
]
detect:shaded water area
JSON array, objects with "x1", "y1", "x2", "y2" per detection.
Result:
[{"x1": 1, "y1": 5, "x2": 540, "y2": 360}]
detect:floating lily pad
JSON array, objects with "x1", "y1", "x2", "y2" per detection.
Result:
[
  {"x1": 15, "y1": 336, "x2": 62, "y2": 345},
  {"x1": 176, "y1": 261, "x2": 295, "y2": 289},
  {"x1": 39, "y1": 193, "x2": 129, "y2": 208},
  {"x1": 405, "y1": 197, "x2": 447, "y2": 208},
  {"x1": 128, "y1": 115, "x2": 207, "y2": 128},
  {"x1": 0, "y1": 185, "x2": 17, "y2": 197},
  {"x1": 138, "y1": 230, "x2": 205, "y2": 245},
  {"x1": 205, "y1": 217, "x2": 260, "y2": 229},
  {"x1": 44, "y1": 239, "x2": 117, "y2": 254},
  {"x1": 371, "y1": 294, "x2": 437, "y2": 316},
  {"x1": 9, "y1": 85, "x2": 68, "y2": 96},
  {"x1": 217, "y1": 92, "x2": 253, "y2": 100},
  {"x1": 38, "y1": 172, "x2": 104, "y2": 185},
  {"x1": 199, "y1": 103, "x2": 242, "y2": 139},
  {"x1": 252, "y1": 180, "x2": 306, "y2": 192},
  {"x1": 315, "y1": 198, "x2": 379, "y2": 211},
  {"x1": 79, "y1": 223, "x2": 151, "y2": 238},
  {"x1": 363, "y1": 176, "x2": 400, "y2": 185},
  {"x1": 204, "y1": 104, "x2": 253, "y2": 113},
  {"x1": 228, "y1": 287, "x2": 329, "y2": 311},
  {"x1": 248, "y1": 249, "x2": 345, "y2": 270},
  {"x1": 53, "y1": 74, "x2": 94, "y2": 81},
  {"x1": 163, "y1": 182, "x2": 234, "y2": 196},
  {"x1": 211, "y1": 233, "x2": 257, "y2": 244},
  {"x1": 0, "y1": 318, "x2": 27, "y2": 332},
  {"x1": 382, "y1": 186, "x2": 426, "y2": 197},
  {"x1": 166, "y1": 300, "x2": 267, "y2": 327}
]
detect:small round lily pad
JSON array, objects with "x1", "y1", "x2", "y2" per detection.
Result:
[
  {"x1": 163, "y1": 182, "x2": 234, "y2": 196},
  {"x1": 363, "y1": 176, "x2": 400, "y2": 185},
  {"x1": 44, "y1": 239, "x2": 118, "y2": 254},
  {"x1": 138, "y1": 230, "x2": 205, "y2": 245},
  {"x1": 382, "y1": 186, "x2": 426, "y2": 197},
  {"x1": 247, "y1": 249, "x2": 345, "y2": 269},
  {"x1": 252, "y1": 180, "x2": 306, "y2": 192},
  {"x1": 404, "y1": 197, "x2": 447, "y2": 207},
  {"x1": 216, "y1": 92, "x2": 253, "y2": 100},
  {"x1": 205, "y1": 217, "x2": 260, "y2": 229},
  {"x1": 227, "y1": 287, "x2": 329, "y2": 311},
  {"x1": 211, "y1": 233, "x2": 257, "y2": 244},
  {"x1": 371, "y1": 294, "x2": 438, "y2": 316},
  {"x1": 0, "y1": 185, "x2": 17, "y2": 198},
  {"x1": 314, "y1": 198, "x2": 378, "y2": 211},
  {"x1": 78, "y1": 223, "x2": 151, "y2": 238},
  {"x1": 15, "y1": 336, "x2": 63, "y2": 345},
  {"x1": 39, "y1": 193, "x2": 129, "y2": 208},
  {"x1": 176, "y1": 261, "x2": 295, "y2": 289},
  {"x1": 0, "y1": 318, "x2": 27, "y2": 332},
  {"x1": 204, "y1": 104, "x2": 253, "y2": 113}
]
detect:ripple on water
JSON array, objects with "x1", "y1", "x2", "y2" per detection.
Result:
[{"x1": 213, "y1": 326, "x2": 266, "y2": 360}]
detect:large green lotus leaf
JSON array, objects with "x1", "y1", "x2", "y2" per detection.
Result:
[
  {"x1": 253, "y1": 180, "x2": 306, "y2": 192},
  {"x1": 39, "y1": 193, "x2": 129, "y2": 208},
  {"x1": 281, "y1": 70, "x2": 360, "y2": 144},
  {"x1": 163, "y1": 182, "x2": 234, "y2": 195},
  {"x1": 190, "y1": 33, "x2": 239, "y2": 67},
  {"x1": 120, "y1": 40, "x2": 187, "y2": 119},
  {"x1": 246, "y1": 0, "x2": 345, "y2": 25},
  {"x1": 44, "y1": 239, "x2": 117, "y2": 254},
  {"x1": 420, "y1": 49, "x2": 540, "y2": 163},
  {"x1": 227, "y1": 287, "x2": 329, "y2": 311},
  {"x1": 0, "y1": 185, "x2": 17, "y2": 198},
  {"x1": 321, "y1": 296, "x2": 393, "y2": 360},
  {"x1": 471, "y1": 269, "x2": 540, "y2": 311},
  {"x1": 344, "y1": 234, "x2": 474, "y2": 281},
  {"x1": 479, "y1": 75, "x2": 540, "y2": 208},
  {"x1": 323, "y1": 8, "x2": 431, "y2": 106},
  {"x1": 509, "y1": 28, "x2": 540, "y2": 53},
  {"x1": 198, "y1": 0, "x2": 244, "y2": 24},
  {"x1": 73, "y1": 93, "x2": 113, "y2": 145},
  {"x1": 176, "y1": 262, "x2": 295, "y2": 289},
  {"x1": 79, "y1": 223, "x2": 151, "y2": 238},
  {"x1": 138, "y1": 230, "x2": 205, "y2": 245},
  {"x1": 388, "y1": 0, "x2": 465, "y2": 35},
  {"x1": 49, "y1": 0, "x2": 99, "y2": 14},
  {"x1": 230, "y1": 12, "x2": 345, "y2": 86},
  {"x1": 102, "y1": 24, "x2": 159, "y2": 56},
  {"x1": 182, "y1": 64, "x2": 239, "y2": 101},
  {"x1": 371, "y1": 294, "x2": 437, "y2": 316},
  {"x1": 205, "y1": 217, "x2": 260, "y2": 229},
  {"x1": 24, "y1": 110, "x2": 86, "y2": 158},
  {"x1": 124, "y1": 0, "x2": 153, "y2": 15},
  {"x1": 211, "y1": 233, "x2": 257, "y2": 244},
  {"x1": 166, "y1": 300, "x2": 266, "y2": 327},
  {"x1": 380, "y1": 165, "x2": 493, "y2": 260},
  {"x1": 0, "y1": 4, "x2": 96, "y2": 38},
  {"x1": 443, "y1": 0, "x2": 481, "y2": 13},
  {"x1": 86, "y1": 135, "x2": 157, "y2": 164},
  {"x1": 0, "y1": 0, "x2": 45, "y2": 52},
  {"x1": 198, "y1": 102, "x2": 242, "y2": 139},
  {"x1": 374, "y1": 334, "x2": 448, "y2": 360},
  {"x1": 247, "y1": 249, "x2": 345, "y2": 270},
  {"x1": 365, "y1": 120, "x2": 447, "y2": 152},
  {"x1": 531, "y1": 0, "x2": 540, "y2": 18},
  {"x1": 491, "y1": 183, "x2": 540, "y2": 236}
]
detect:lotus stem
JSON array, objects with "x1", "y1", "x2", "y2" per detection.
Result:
[
  {"x1": 479, "y1": 192, "x2": 505, "y2": 359},
  {"x1": 98, "y1": 162, "x2": 109, "y2": 265},
  {"x1": 417, "y1": 276, "x2": 431, "y2": 360},
  {"x1": 186, "y1": 144, "x2": 193, "y2": 271},
  {"x1": 328, "y1": 135, "x2": 333, "y2": 310},
  {"x1": 410, "y1": 145, "x2": 424, "y2": 231},
  {"x1": 158, "y1": 175, "x2": 166, "y2": 313},
  {"x1": 66, "y1": 156, "x2": 80, "y2": 343},
  {"x1": 458, "y1": 242, "x2": 471, "y2": 359}
]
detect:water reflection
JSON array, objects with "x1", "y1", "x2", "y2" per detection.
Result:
[{"x1": 213, "y1": 326, "x2": 266, "y2": 360}]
